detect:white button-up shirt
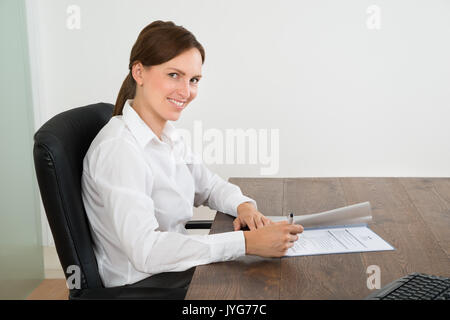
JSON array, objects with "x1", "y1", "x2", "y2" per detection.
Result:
[{"x1": 81, "y1": 99, "x2": 256, "y2": 287}]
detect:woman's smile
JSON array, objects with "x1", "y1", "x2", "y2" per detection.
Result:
[{"x1": 167, "y1": 97, "x2": 186, "y2": 110}]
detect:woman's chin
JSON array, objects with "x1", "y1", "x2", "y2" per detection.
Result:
[{"x1": 165, "y1": 111, "x2": 182, "y2": 121}]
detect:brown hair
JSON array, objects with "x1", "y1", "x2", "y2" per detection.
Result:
[{"x1": 113, "y1": 20, "x2": 205, "y2": 116}]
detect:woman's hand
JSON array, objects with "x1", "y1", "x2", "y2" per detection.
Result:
[
  {"x1": 234, "y1": 202, "x2": 273, "y2": 231},
  {"x1": 243, "y1": 221, "x2": 304, "y2": 257}
]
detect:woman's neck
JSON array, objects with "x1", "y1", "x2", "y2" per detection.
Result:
[{"x1": 131, "y1": 98, "x2": 166, "y2": 141}]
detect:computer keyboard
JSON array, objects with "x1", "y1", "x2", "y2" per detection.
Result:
[{"x1": 365, "y1": 273, "x2": 450, "y2": 300}]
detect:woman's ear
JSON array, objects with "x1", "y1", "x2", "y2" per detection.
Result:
[{"x1": 131, "y1": 62, "x2": 144, "y2": 87}]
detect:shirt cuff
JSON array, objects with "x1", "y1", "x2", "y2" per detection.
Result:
[{"x1": 209, "y1": 231, "x2": 246, "y2": 261}]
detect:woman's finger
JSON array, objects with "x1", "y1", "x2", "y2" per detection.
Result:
[
  {"x1": 255, "y1": 216, "x2": 264, "y2": 229},
  {"x1": 262, "y1": 217, "x2": 273, "y2": 226},
  {"x1": 233, "y1": 218, "x2": 242, "y2": 231},
  {"x1": 246, "y1": 217, "x2": 257, "y2": 231}
]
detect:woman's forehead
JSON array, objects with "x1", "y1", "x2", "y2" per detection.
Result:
[{"x1": 161, "y1": 48, "x2": 203, "y2": 75}]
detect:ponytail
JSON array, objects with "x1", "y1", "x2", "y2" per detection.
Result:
[{"x1": 113, "y1": 72, "x2": 136, "y2": 116}]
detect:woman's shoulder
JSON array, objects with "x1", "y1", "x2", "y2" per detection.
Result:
[{"x1": 85, "y1": 116, "x2": 138, "y2": 158}]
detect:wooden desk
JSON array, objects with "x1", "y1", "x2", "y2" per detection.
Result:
[{"x1": 186, "y1": 178, "x2": 450, "y2": 299}]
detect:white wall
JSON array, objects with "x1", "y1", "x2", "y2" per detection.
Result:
[{"x1": 26, "y1": 0, "x2": 450, "y2": 246}]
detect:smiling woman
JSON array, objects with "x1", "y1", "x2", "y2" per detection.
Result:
[
  {"x1": 81, "y1": 20, "x2": 302, "y2": 299},
  {"x1": 113, "y1": 20, "x2": 205, "y2": 138},
  {"x1": 131, "y1": 48, "x2": 203, "y2": 137}
]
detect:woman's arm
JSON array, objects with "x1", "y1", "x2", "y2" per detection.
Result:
[
  {"x1": 183, "y1": 142, "x2": 272, "y2": 230},
  {"x1": 183, "y1": 151, "x2": 255, "y2": 216}
]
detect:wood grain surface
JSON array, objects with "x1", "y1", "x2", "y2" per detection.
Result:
[{"x1": 185, "y1": 178, "x2": 450, "y2": 300}]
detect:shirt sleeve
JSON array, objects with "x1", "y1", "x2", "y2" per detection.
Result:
[
  {"x1": 89, "y1": 138, "x2": 246, "y2": 275},
  {"x1": 181, "y1": 141, "x2": 258, "y2": 217}
]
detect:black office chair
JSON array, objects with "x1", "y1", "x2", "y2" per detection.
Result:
[{"x1": 33, "y1": 102, "x2": 212, "y2": 299}]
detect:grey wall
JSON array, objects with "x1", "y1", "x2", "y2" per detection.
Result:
[{"x1": 0, "y1": 0, "x2": 44, "y2": 299}]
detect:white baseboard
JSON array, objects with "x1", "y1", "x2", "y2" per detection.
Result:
[{"x1": 43, "y1": 246, "x2": 64, "y2": 279}]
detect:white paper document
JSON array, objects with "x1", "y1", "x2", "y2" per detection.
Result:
[
  {"x1": 284, "y1": 224, "x2": 394, "y2": 256},
  {"x1": 266, "y1": 202, "x2": 395, "y2": 256}
]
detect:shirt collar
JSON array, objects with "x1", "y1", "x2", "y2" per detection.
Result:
[{"x1": 122, "y1": 99, "x2": 180, "y2": 148}]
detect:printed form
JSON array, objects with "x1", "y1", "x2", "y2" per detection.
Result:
[
  {"x1": 267, "y1": 202, "x2": 395, "y2": 257},
  {"x1": 284, "y1": 225, "x2": 394, "y2": 257}
]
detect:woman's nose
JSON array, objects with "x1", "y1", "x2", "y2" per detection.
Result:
[{"x1": 177, "y1": 80, "x2": 190, "y2": 99}]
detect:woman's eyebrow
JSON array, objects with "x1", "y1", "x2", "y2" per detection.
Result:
[{"x1": 166, "y1": 67, "x2": 202, "y2": 78}]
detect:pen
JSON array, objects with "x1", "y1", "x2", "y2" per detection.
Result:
[{"x1": 288, "y1": 212, "x2": 294, "y2": 224}]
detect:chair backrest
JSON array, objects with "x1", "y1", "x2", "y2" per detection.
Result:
[{"x1": 33, "y1": 102, "x2": 113, "y2": 289}]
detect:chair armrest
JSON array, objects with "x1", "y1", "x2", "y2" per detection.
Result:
[
  {"x1": 69, "y1": 286, "x2": 187, "y2": 300},
  {"x1": 185, "y1": 220, "x2": 212, "y2": 229}
]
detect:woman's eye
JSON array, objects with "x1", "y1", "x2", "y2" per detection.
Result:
[{"x1": 169, "y1": 73, "x2": 199, "y2": 84}]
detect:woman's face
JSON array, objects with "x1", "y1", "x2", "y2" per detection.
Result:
[{"x1": 134, "y1": 47, "x2": 203, "y2": 122}]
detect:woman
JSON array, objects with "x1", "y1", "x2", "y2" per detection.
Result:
[{"x1": 81, "y1": 20, "x2": 303, "y2": 293}]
